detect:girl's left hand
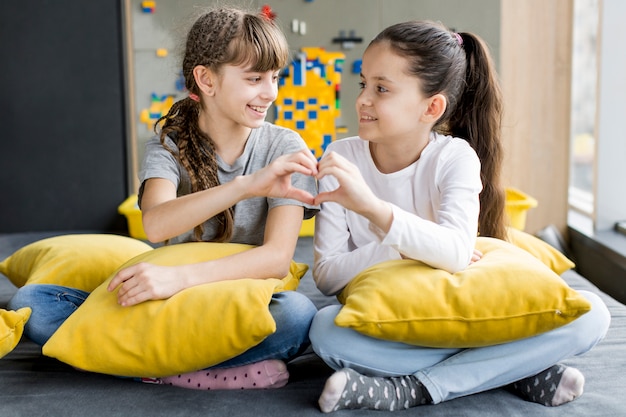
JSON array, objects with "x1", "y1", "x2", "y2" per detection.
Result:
[
  {"x1": 107, "y1": 263, "x2": 186, "y2": 306},
  {"x1": 315, "y1": 151, "x2": 393, "y2": 232},
  {"x1": 314, "y1": 151, "x2": 378, "y2": 213}
]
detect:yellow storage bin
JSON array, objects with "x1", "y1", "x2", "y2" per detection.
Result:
[
  {"x1": 118, "y1": 195, "x2": 147, "y2": 240},
  {"x1": 505, "y1": 187, "x2": 538, "y2": 231},
  {"x1": 119, "y1": 195, "x2": 316, "y2": 239},
  {"x1": 299, "y1": 217, "x2": 315, "y2": 237}
]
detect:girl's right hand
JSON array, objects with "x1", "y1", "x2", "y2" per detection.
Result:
[{"x1": 245, "y1": 149, "x2": 318, "y2": 204}]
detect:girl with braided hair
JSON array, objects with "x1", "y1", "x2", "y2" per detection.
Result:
[
  {"x1": 9, "y1": 6, "x2": 319, "y2": 390},
  {"x1": 308, "y1": 20, "x2": 610, "y2": 412}
]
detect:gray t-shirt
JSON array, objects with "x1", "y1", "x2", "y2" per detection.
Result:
[{"x1": 138, "y1": 122, "x2": 318, "y2": 245}]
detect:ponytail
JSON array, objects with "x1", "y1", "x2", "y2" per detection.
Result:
[
  {"x1": 156, "y1": 98, "x2": 234, "y2": 243},
  {"x1": 446, "y1": 33, "x2": 506, "y2": 240}
]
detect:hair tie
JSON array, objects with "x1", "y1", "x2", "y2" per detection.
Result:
[
  {"x1": 454, "y1": 33, "x2": 463, "y2": 46},
  {"x1": 260, "y1": 5, "x2": 276, "y2": 21},
  {"x1": 188, "y1": 93, "x2": 200, "y2": 102}
]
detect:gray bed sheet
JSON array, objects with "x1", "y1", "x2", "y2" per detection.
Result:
[{"x1": 1, "y1": 232, "x2": 624, "y2": 417}]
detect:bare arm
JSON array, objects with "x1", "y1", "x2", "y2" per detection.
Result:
[
  {"x1": 107, "y1": 149, "x2": 317, "y2": 306},
  {"x1": 109, "y1": 204, "x2": 305, "y2": 306},
  {"x1": 141, "y1": 149, "x2": 317, "y2": 243}
]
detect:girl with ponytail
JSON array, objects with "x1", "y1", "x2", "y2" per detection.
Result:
[{"x1": 309, "y1": 20, "x2": 609, "y2": 413}]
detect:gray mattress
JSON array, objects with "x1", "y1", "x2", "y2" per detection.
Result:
[{"x1": 1, "y1": 232, "x2": 625, "y2": 417}]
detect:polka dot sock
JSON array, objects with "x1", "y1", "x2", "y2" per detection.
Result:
[
  {"x1": 318, "y1": 368, "x2": 431, "y2": 413},
  {"x1": 511, "y1": 364, "x2": 585, "y2": 406},
  {"x1": 157, "y1": 359, "x2": 289, "y2": 390}
]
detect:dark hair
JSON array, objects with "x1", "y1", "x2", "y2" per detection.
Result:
[
  {"x1": 155, "y1": 7, "x2": 289, "y2": 242},
  {"x1": 370, "y1": 20, "x2": 506, "y2": 239}
]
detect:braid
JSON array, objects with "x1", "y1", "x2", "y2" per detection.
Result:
[
  {"x1": 156, "y1": 98, "x2": 233, "y2": 242},
  {"x1": 447, "y1": 33, "x2": 506, "y2": 240},
  {"x1": 211, "y1": 11, "x2": 241, "y2": 62},
  {"x1": 183, "y1": 9, "x2": 241, "y2": 80}
]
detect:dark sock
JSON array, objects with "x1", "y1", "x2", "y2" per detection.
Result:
[
  {"x1": 511, "y1": 364, "x2": 584, "y2": 406},
  {"x1": 318, "y1": 368, "x2": 431, "y2": 413}
]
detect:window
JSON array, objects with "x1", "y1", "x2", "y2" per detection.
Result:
[
  {"x1": 569, "y1": 0, "x2": 598, "y2": 217},
  {"x1": 569, "y1": 0, "x2": 626, "y2": 234}
]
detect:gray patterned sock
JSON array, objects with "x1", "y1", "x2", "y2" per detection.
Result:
[
  {"x1": 511, "y1": 364, "x2": 585, "y2": 406},
  {"x1": 318, "y1": 368, "x2": 431, "y2": 413}
]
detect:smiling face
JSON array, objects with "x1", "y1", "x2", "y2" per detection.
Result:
[
  {"x1": 210, "y1": 63, "x2": 280, "y2": 129},
  {"x1": 356, "y1": 42, "x2": 434, "y2": 146}
]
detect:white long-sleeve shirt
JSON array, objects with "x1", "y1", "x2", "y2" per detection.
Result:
[{"x1": 313, "y1": 133, "x2": 482, "y2": 296}]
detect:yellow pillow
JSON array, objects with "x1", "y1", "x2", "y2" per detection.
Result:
[
  {"x1": 506, "y1": 227, "x2": 575, "y2": 274},
  {"x1": 0, "y1": 234, "x2": 154, "y2": 291},
  {"x1": 335, "y1": 237, "x2": 591, "y2": 348},
  {"x1": 0, "y1": 308, "x2": 31, "y2": 359},
  {"x1": 43, "y1": 242, "x2": 308, "y2": 377}
]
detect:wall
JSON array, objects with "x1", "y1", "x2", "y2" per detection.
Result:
[
  {"x1": 0, "y1": 1, "x2": 129, "y2": 233},
  {"x1": 500, "y1": 0, "x2": 574, "y2": 234},
  {"x1": 1, "y1": 1, "x2": 570, "y2": 234}
]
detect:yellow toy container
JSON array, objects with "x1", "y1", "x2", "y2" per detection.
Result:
[
  {"x1": 504, "y1": 187, "x2": 538, "y2": 231},
  {"x1": 118, "y1": 195, "x2": 148, "y2": 240},
  {"x1": 299, "y1": 217, "x2": 315, "y2": 237}
]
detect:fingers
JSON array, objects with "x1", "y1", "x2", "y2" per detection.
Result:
[
  {"x1": 284, "y1": 188, "x2": 316, "y2": 205},
  {"x1": 277, "y1": 149, "x2": 319, "y2": 176},
  {"x1": 470, "y1": 249, "x2": 483, "y2": 264},
  {"x1": 117, "y1": 285, "x2": 148, "y2": 307},
  {"x1": 248, "y1": 150, "x2": 319, "y2": 199},
  {"x1": 313, "y1": 190, "x2": 341, "y2": 205},
  {"x1": 107, "y1": 265, "x2": 135, "y2": 292},
  {"x1": 115, "y1": 274, "x2": 143, "y2": 306},
  {"x1": 107, "y1": 263, "x2": 154, "y2": 307},
  {"x1": 298, "y1": 148, "x2": 320, "y2": 170},
  {"x1": 280, "y1": 160, "x2": 317, "y2": 177},
  {"x1": 316, "y1": 151, "x2": 358, "y2": 182},
  {"x1": 314, "y1": 151, "x2": 375, "y2": 210}
]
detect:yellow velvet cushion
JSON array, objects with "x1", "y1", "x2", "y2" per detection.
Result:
[
  {"x1": 506, "y1": 227, "x2": 575, "y2": 274},
  {"x1": 43, "y1": 242, "x2": 307, "y2": 377},
  {"x1": 0, "y1": 308, "x2": 31, "y2": 359},
  {"x1": 0, "y1": 234, "x2": 154, "y2": 291},
  {"x1": 335, "y1": 237, "x2": 591, "y2": 348}
]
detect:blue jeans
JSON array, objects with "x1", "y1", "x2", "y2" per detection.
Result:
[
  {"x1": 8, "y1": 284, "x2": 90, "y2": 346},
  {"x1": 309, "y1": 290, "x2": 610, "y2": 404},
  {"x1": 9, "y1": 284, "x2": 317, "y2": 367}
]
